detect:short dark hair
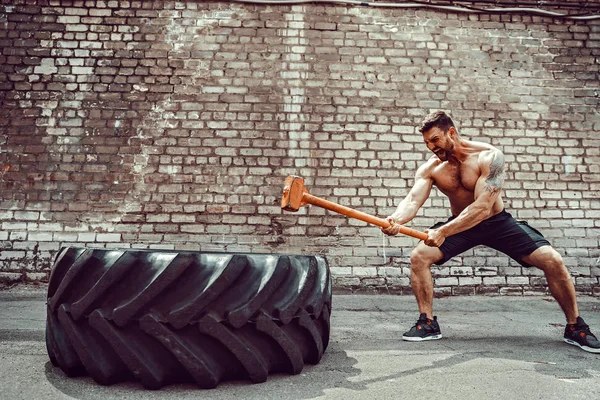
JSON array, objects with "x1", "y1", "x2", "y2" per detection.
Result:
[{"x1": 419, "y1": 111, "x2": 455, "y2": 134}]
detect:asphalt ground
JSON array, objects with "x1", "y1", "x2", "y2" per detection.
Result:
[{"x1": 1, "y1": 286, "x2": 599, "y2": 400}]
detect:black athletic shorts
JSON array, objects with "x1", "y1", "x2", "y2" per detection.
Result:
[{"x1": 430, "y1": 209, "x2": 551, "y2": 267}]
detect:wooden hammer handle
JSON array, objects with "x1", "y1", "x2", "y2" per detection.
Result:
[{"x1": 304, "y1": 193, "x2": 429, "y2": 241}]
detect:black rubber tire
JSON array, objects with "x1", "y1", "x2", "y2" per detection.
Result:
[
  {"x1": 45, "y1": 323, "x2": 58, "y2": 367},
  {"x1": 45, "y1": 247, "x2": 332, "y2": 389}
]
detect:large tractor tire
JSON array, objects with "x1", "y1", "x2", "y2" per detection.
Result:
[{"x1": 45, "y1": 247, "x2": 332, "y2": 389}]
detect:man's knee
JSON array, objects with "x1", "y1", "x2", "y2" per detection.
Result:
[
  {"x1": 549, "y1": 251, "x2": 565, "y2": 269},
  {"x1": 528, "y1": 246, "x2": 567, "y2": 275},
  {"x1": 410, "y1": 247, "x2": 440, "y2": 270},
  {"x1": 546, "y1": 252, "x2": 569, "y2": 278}
]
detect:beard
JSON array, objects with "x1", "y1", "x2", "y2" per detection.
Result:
[
  {"x1": 434, "y1": 149, "x2": 449, "y2": 161},
  {"x1": 434, "y1": 142, "x2": 454, "y2": 161}
]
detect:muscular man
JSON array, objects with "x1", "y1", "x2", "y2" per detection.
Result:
[{"x1": 382, "y1": 111, "x2": 599, "y2": 353}]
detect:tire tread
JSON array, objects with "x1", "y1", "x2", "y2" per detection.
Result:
[{"x1": 46, "y1": 248, "x2": 331, "y2": 388}]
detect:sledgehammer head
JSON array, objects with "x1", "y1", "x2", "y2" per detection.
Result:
[{"x1": 281, "y1": 175, "x2": 308, "y2": 212}]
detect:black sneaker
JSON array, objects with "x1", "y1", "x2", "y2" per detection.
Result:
[
  {"x1": 402, "y1": 313, "x2": 442, "y2": 342},
  {"x1": 563, "y1": 316, "x2": 600, "y2": 353}
]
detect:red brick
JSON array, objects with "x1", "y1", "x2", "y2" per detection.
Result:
[{"x1": 0, "y1": 2, "x2": 598, "y2": 291}]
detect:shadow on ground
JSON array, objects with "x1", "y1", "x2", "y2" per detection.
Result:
[
  {"x1": 43, "y1": 340, "x2": 366, "y2": 400},
  {"x1": 43, "y1": 332, "x2": 599, "y2": 400}
]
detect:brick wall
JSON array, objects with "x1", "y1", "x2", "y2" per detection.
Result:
[{"x1": 1, "y1": 1, "x2": 599, "y2": 295}]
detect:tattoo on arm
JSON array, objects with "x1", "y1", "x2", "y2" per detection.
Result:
[{"x1": 485, "y1": 152, "x2": 505, "y2": 194}]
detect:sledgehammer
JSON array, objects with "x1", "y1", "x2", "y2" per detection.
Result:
[{"x1": 281, "y1": 175, "x2": 428, "y2": 241}]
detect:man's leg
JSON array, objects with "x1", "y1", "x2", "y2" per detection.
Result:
[
  {"x1": 410, "y1": 242, "x2": 445, "y2": 319},
  {"x1": 520, "y1": 245, "x2": 578, "y2": 324}
]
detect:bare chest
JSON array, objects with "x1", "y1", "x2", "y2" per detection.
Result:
[{"x1": 432, "y1": 161, "x2": 480, "y2": 194}]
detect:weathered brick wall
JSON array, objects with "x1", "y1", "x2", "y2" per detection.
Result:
[{"x1": 1, "y1": 1, "x2": 599, "y2": 295}]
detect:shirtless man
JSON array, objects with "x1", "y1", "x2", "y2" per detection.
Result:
[{"x1": 382, "y1": 111, "x2": 599, "y2": 353}]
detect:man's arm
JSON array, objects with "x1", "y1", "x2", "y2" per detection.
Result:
[
  {"x1": 382, "y1": 162, "x2": 434, "y2": 235},
  {"x1": 427, "y1": 149, "x2": 505, "y2": 246}
]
